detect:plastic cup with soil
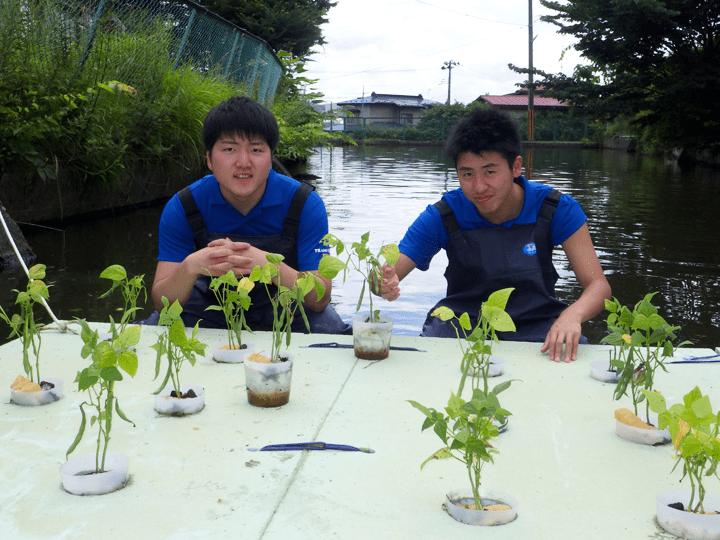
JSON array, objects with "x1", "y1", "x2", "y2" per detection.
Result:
[{"x1": 244, "y1": 352, "x2": 293, "y2": 407}]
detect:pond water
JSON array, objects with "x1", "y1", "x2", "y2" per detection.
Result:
[{"x1": 2, "y1": 145, "x2": 719, "y2": 349}]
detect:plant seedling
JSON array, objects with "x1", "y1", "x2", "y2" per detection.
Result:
[
  {"x1": 98, "y1": 264, "x2": 146, "y2": 338},
  {"x1": 409, "y1": 383, "x2": 514, "y2": 512},
  {"x1": 0, "y1": 263, "x2": 50, "y2": 383},
  {"x1": 642, "y1": 387, "x2": 720, "y2": 514},
  {"x1": 249, "y1": 252, "x2": 345, "y2": 362},
  {"x1": 431, "y1": 288, "x2": 516, "y2": 396},
  {"x1": 67, "y1": 319, "x2": 139, "y2": 473},
  {"x1": 151, "y1": 297, "x2": 207, "y2": 398},
  {"x1": 602, "y1": 292, "x2": 691, "y2": 417},
  {"x1": 206, "y1": 271, "x2": 254, "y2": 350},
  {"x1": 321, "y1": 232, "x2": 399, "y2": 322},
  {"x1": 409, "y1": 288, "x2": 517, "y2": 511}
]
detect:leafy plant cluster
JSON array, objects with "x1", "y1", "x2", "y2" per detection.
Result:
[
  {"x1": 0, "y1": 0, "x2": 329, "y2": 187},
  {"x1": 602, "y1": 292, "x2": 691, "y2": 417},
  {"x1": 643, "y1": 387, "x2": 720, "y2": 514},
  {"x1": 68, "y1": 319, "x2": 140, "y2": 473},
  {"x1": 207, "y1": 271, "x2": 254, "y2": 350},
  {"x1": 99, "y1": 264, "x2": 146, "y2": 338},
  {"x1": 249, "y1": 252, "x2": 345, "y2": 361},
  {"x1": 409, "y1": 289, "x2": 517, "y2": 511},
  {"x1": 0, "y1": 264, "x2": 50, "y2": 382},
  {"x1": 152, "y1": 297, "x2": 208, "y2": 398},
  {"x1": 321, "y1": 232, "x2": 399, "y2": 322}
]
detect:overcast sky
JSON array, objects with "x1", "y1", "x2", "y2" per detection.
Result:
[{"x1": 303, "y1": 0, "x2": 586, "y2": 106}]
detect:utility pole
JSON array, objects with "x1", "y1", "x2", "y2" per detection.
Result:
[
  {"x1": 441, "y1": 60, "x2": 459, "y2": 105},
  {"x1": 528, "y1": 0, "x2": 535, "y2": 141}
]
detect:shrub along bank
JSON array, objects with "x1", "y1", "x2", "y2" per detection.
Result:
[{"x1": 0, "y1": 0, "x2": 329, "y2": 224}]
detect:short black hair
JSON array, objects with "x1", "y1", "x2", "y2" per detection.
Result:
[
  {"x1": 202, "y1": 96, "x2": 280, "y2": 153},
  {"x1": 444, "y1": 108, "x2": 522, "y2": 169}
]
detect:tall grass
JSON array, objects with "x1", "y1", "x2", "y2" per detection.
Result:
[{"x1": 0, "y1": 0, "x2": 269, "y2": 186}]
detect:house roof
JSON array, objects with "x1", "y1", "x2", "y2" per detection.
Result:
[
  {"x1": 477, "y1": 95, "x2": 570, "y2": 108},
  {"x1": 338, "y1": 92, "x2": 439, "y2": 108}
]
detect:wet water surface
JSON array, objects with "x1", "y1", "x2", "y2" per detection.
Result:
[{"x1": 2, "y1": 146, "x2": 719, "y2": 349}]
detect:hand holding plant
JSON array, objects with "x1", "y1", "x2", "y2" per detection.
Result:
[
  {"x1": 66, "y1": 319, "x2": 139, "y2": 472},
  {"x1": 152, "y1": 297, "x2": 207, "y2": 398},
  {"x1": 321, "y1": 232, "x2": 399, "y2": 322},
  {"x1": 642, "y1": 387, "x2": 720, "y2": 514},
  {"x1": 0, "y1": 263, "x2": 50, "y2": 382}
]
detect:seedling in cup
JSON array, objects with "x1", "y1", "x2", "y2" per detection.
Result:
[{"x1": 152, "y1": 297, "x2": 207, "y2": 398}]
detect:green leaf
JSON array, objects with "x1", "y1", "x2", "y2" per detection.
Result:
[
  {"x1": 420, "y1": 447, "x2": 453, "y2": 469},
  {"x1": 99, "y1": 264, "x2": 127, "y2": 282},
  {"x1": 431, "y1": 306, "x2": 456, "y2": 322},
  {"x1": 691, "y1": 395, "x2": 713, "y2": 423},
  {"x1": 408, "y1": 400, "x2": 433, "y2": 418},
  {"x1": 318, "y1": 255, "x2": 346, "y2": 279},
  {"x1": 169, "y1": 320, "x2": 188, "y2": 347},
  {"x1": 28, "y1": 264, "x2": 46, "y2": 281},
  {"x1": 486, "y1": 288, "x2": 514, "y2": 310},
  {"x1": 115, "y1": 324, "x2": 141, "y2": 350},
  {"x1": 117, "y1": 350, "x2": 138, "y2": 378},
  {"x1": 100, "y1": 366, "x2": 123, "y2": 382},
  {"x1": 482, "y1": 306, "x2": 516, "y2": 333},
  {"x1": 380, "y1": 243, "x2": 399, "y2": 266},
  {"x1": 641, "y1": 390, "x2": 667, "y2": 414}
]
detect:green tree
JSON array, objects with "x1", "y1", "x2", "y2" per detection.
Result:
[
  {"x1": 197, "y1": 0, "x2": 337, "y2": 59},
  {"x1": 538, "y1": 0, "x2": 720, "y2": 153}
]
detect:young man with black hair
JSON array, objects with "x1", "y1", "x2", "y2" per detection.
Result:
[
  {"x1": 151, "y1": 96, "x2": 348, "y2": 333},
  {"x1": 376, "y1": 108, "x2": 611, "y2": 362}
]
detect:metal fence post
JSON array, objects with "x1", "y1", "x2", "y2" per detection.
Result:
[
  {"x1": 225, "y1": 31, "x2": 240, "y2": 77},
  {"x1": 79, "y1": 0, "x2": 106, "y2": 70},
  {"x1": 173, "y1": 9, "x2": 197, "y2": 70}
]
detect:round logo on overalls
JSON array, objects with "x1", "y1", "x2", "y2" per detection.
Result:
[{"x1": 523, "y1": 243, "x2": 537, "y2": 256}]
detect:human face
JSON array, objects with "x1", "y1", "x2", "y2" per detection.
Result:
[
  {"x1": 457, "y1": 151, "x2": 524, "y2": 224},
  {"x1": 206, "y1": 132, "x2": 272, "y2": 215}
]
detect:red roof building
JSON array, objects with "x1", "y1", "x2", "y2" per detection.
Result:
[{"x1": 475, "y1": 89, "x2": 570, "y2": 116}]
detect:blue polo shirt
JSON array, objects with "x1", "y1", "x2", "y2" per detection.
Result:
[
  {"x1": 158, "y1": 169, "x2": 329, "y2": 271},
  {"x1": 399, "y1": 176, "x2": 587, "y2": 271}
]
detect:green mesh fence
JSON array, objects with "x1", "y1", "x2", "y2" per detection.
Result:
[{"x1": 13, "y1": 0, "x2": 283, "y2": 104}]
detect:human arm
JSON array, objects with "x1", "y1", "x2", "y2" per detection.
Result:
[
  {"x1": 540, "y1": 223, "x2": 612, "y2": 362},
  {"x1": 151, "y1": 238, "x2": 331, "y2": 312},
  {"x1": 375, "y1": 253, "x2": 417, "y2": 301}
]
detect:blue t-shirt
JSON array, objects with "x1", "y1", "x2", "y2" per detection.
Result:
[
  {"x1": 399, "y1": 176, "x2": 587, "y2": 271},
  {"x1": 157, "y1": 169, "x2": 329, "y2": 271}
]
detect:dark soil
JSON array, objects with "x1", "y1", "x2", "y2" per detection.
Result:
[
  {"x1": 355, "y1": 347, "x2": 389, "y2": 360},
  {"x1": 170, "y1": 389, "x2": 198, "y2": 399},
  {"x1": 247, "y1": 389, "x2": 290, "y2": 407}
]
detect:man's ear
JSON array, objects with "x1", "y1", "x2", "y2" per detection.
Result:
[
  {"x1": 512, "y1": 155, "x2": 523, "y2": 177},
  {"x1": 206, "y1": 150, "x2": 213, "y2": 171}
]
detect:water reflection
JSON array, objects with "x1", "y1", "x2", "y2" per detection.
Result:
[{"x1": 2, "y1": 146, "x2": 719, "y2": 349}]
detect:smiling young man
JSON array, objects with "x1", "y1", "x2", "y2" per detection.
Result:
[
  {"x1": 377, "y1": 107, "x2": 611, "y2": 362},
  {"x1": 151, "y1": 96, "x2": 349, "y2": 334}
]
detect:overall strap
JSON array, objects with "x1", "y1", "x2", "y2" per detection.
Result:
[
  {"x1": 538, "y1": 188, "x2": 562, "y2": 227},
  {"x1": 433, "y1": 199, "x2": 461, "y2": 235},
  {"x1": 282, "y1": 181, "x2": 315, "y2": 240},
  {"x1": 178, "y1": 186, "x2": 206, "y2": 246}
]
